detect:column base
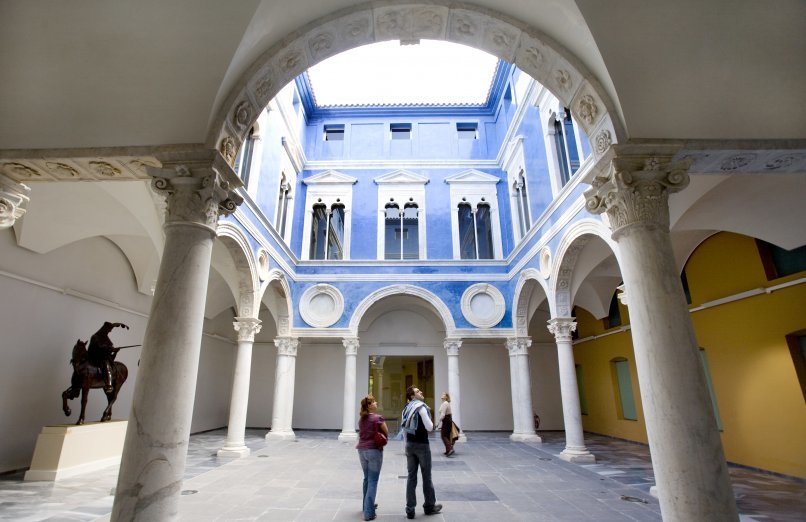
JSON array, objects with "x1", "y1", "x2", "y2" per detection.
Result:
[
  {"x1": 337, "y1": 431, "x2": 358, "y2": 442},
  {"x1": 559, "y1": 448, "x2": 596, "y2": 464},
  {"x1": 217, "y1": 445, "x2": 250, "y2": 458},
  {"x1": 510, "y1": 432, "x2": 542, "y2": 443},
  {"x1": 265, "y1": 430, "x2": 295, "y2": 441}
]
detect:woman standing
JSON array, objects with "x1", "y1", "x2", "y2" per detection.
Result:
[
  {"x1": 436, "y1": 392, "x2": 454, "y2": 456},
  {"x1": 356, "y1": 394, "x2": 388, "y2": 521}
]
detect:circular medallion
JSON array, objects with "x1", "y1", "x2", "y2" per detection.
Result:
[
  {"x1": 299, "y1": 284, "x2": 344, "y2": 328},
  {"x1": 461, "y1": 284, "x2": 505, "y2": 328}
]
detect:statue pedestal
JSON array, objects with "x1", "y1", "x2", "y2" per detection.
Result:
[{"x1": 24, "y1": 421, "x2": 127, "y2": 481}]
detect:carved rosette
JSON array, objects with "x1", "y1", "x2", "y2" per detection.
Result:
[
  {"x1": 275, "y1": 337, "x2": 299, "y2": 357},
  {"x1": 343, "y1": 338, "x2": 359, "y2": 356},
  {"x1": 233, "y1": 317, "x2": 262, "y2": 342},
  {"x1": 583, "y1": 156, "x2": 691, "y2": 239},
  {"x1": 0, "y1": 174, "x2": 31, "y2": 229},
  {"x1": 547, "y1": 318, "x2": 577, "y2": 342},
  {"x1": 506, "y1": 337, "x2": 531, "y2": 356},
  {"x1": 443, "y1": 338, "x2": 462, "y2": 357},
  {"x1": 150, "y1": 166, "x2": 242, "y2": 231}
]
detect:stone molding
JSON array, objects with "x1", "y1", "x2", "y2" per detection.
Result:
[
  {"x1": 506, "y1": 337, "x2": 531, "y2": 356},
  {"x1": 461, "y1": 283, "x2": 505, "y2": 328},
  {"x1": 0, "y1": 173, "x2": 30, "y2": 229},
  {"x1": 233, "y1": 317, "x2": 262, "y2": 342},
  {"x1": 274, "y1": 337, "x2": 299, "y2": 357},
  {"x1": 443, "y1": 338, "x2": 462, "y2": 356},
  {"x1": 584, "y1": 155, "x2": 691, "y2": 239},
  {"x1": 300, "y1": 284, "x2": 344, "y2": 327},
  {"x1": 343, "y1": 337, "x2": 359, "y2": 356},
  {"x1": 547, "y1": 318, "x2": 576, "y2": 342}
]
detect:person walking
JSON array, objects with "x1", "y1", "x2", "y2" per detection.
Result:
[
  {"x1": 436, "y1": 392, "x2": 455, "y2": 456},
  {"x1": 401, "y1": 386, "x2": 442, "y2": 519},
  {"x1": 356, "y1": 394, "x2": 387, "y2": 521}
]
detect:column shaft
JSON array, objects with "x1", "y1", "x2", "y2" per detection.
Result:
[
  {"x1": 267, "y1": 338, "x2": 298, "y2": 440},
  {"x1": 338, "y1": 338, "x2": 359, "y2": 441},
  {"x1": 219, "y1": 318, "x2": 261, "y2": 457},
  {"x1": 507, "y1": 338, "x2": 540, "y2": 442},
  {"x1": 444, "y1": 339, "x2": 465, "y2": 441}
]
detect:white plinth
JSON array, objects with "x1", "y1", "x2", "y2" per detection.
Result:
[{"x1": 25, "y1": 421, "x2": 127, "y2": 481}]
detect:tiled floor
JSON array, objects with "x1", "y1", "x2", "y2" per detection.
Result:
[{"x1": 0, "y1": 429, "x2": 802, "y2": 521}]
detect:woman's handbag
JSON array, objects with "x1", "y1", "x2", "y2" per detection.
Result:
[
  {"x1": 449, "y1": 421, "x2": 460, "y2": 443},
  {"x1": 374, "y1": 419, "x2": 388, "y2": 448}
]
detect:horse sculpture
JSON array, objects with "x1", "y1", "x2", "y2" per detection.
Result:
[{"x1": 62, "y1": 339, "x2": 128, "y2": 424}]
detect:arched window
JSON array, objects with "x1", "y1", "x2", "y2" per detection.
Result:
[
  {"x1": 458, "y1": 201, "x2": 494, "y2": 260},
  {"x1": 553, "y1": 108, "x2": 580, "y2": 186},
  {"x1": 384, "y1": 200, "x2": 419, "y2": 260},
  {"x1": 309, "y1": 202, "x2": 345, "y2": 260},
  {"x1": 276, "y1": 173, "x2": 291, "y2": 239},
  {"x1": 235, "y1": 127, "x2": 257, "y2": 187},
  {"x1": 513, "y1": 169, "x2": 531, "y2": 238}
]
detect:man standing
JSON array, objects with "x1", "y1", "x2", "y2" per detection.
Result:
[{"x1": 401, "y1": 386, "x2": 442, "y2": 519}]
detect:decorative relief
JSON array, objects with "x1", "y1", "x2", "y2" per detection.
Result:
[
  {"x1": 278, "y1": 50, "x2": 303, "y2": 73},
  {"x1": 232, "y1": 101, "x2": 252, "y2": 132},
  {"x1": 233, "y1": 317, "x2": 262, "y2": 342},
  {"x1": 128, "y1": 159, "x2": 160, "y2": 177},
  {"x1": 452, "y1": 14, "x2": 477, "y2": 37},
  {"x1": 151, "y1": 166, "x2": 241, "y2": 229},
  {"x1": 765, "y1": 153, "x2": 802, "y2": 170},
  {"x1": 539, "y1": 246, "x2": 552, "y2": 279},
  {"x1": 275, "y1": 337, "x2": 299, "y2": 357},
  {"x1": 576, "y1": 94, "x2": 599, "y2": 125},
  {"x1": 555, "y1": 69, "x2": 572, "y2": 93},
  {"x1": 343, "y1": 337, "x2": 359, "y2": 356},
  {"x1": 412, "y1": 8, "x2": 444, "y2": 38},
  {"x1": 278, "y1": 316, "x2": 290, "y2": 336},
  {"x1": 376, "y1": 6, "x2": 446, "y2": 43},
  {"x1": 220, "y1": 136, "x2": 237, "y2": 165},
  {"x1": 300, "y1": 284, "x2": 344, "y2": 328},
  {"x1": 257, "y1": 249, "x2": 270, "y2": 281},
  {"x1": 308, "y1": 31, "x2": 334, "y2": 60},
  {"x1": 2, "y1": 162, "x2": 41, "y2": 179},
  {"x1": 46, "y1": 162, "x2": 80, "y2": 178},
  {"x1": 88, "y1": 161, "x2": 121, "y2": 178},
  {"x1": 547, "y1": 318, "x2": 576, "y2": 342},
  {"x1": 461, "y1": 283, "x2": 505, "y2": 328},
  {"x1": 720, "y1": 153, "x2": 757, "y2": 171},
  {"x1": 343, "y1": 18, "x2": 370, "y2": 40},
  {"x1": 443, "y1": 338, "x2": 461, "y2": 356},
  {"x1": 254, "y1": 74, "x2": 274, "y2": 105},
  {"x1": 594, "y1": 129, "x2": 612, "y2": 155},
  {"x1": 506, "y1": 337, "x2": 531, "y2": 356}
]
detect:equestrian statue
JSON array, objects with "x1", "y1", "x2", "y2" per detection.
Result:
[{"x1": 61, "y1": 322, "x2": 132, "y2": 425}]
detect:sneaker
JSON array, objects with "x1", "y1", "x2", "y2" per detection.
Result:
[
  {"x1": 425, "y1": 504, "x2": 443, "y2": 515},
  {"x1": 406, "y1": 511, "x2": 415, "y2": 519}
]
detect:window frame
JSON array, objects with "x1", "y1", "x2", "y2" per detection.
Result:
[
  {"x1": 374, "y1": 170, "x2": 429, "y2": 261},
  {"x1": 446, "y1": 170, "x2": 503, "y2": 260},
  {"x1": 301, "y1": 170, "x2": 357, "y2": 260}
]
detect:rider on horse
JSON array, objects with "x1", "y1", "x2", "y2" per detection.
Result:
[{"x1": 87, "y1": 321, "x2": 129, "y2": 392}]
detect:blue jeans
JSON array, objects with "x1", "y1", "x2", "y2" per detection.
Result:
[
  {"x1": 405, "y1": 442, "x2": 436, "y2": 515},
  {"x1": 358, "y1": 448, "x2": 383, "y2": 520}
]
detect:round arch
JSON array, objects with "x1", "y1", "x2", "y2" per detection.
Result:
[
  {"x1": 349, "y1": 284, "x2": 456, "y2": 337},
  {"x1": 215, "y1": 222, "x2": 260, "y2": 318},
  {"x1": 550, "y1": 217, "x2": 617, "y2": 318},
  {"x1": 259, "y1": 268, "x2": 294, "y2": 335},
  {"x1": 207, "y1": 1, "x2": 623, "y2": 163},
  {"x1": 512, "y1": 268, "x2": 550, "y2": 337}
]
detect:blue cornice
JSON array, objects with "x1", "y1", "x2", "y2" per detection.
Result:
[{"x1": 296, "y1": 60, "x2": 514, "y2": 119}]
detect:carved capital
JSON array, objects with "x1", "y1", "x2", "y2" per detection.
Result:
[
  {"x1": 584, "y1": 155, "x2": 691, "y2": 239},
  {"x1": 0, "y1": 174, "x2": 31, "y2": 229},
  {"x1": 506, "y1": 337, "x2": 531, "y2": 356},
  {"x1": 233, "y1": 317, "x2": 262, "y2": 342},
  {"x1": 547, "y1": 318, "x2": 577, "y2": 342},
  {"x1": 148, "y1": 152, "x2": 243, "y2": 231},
  {"x1": 444, "y1": 338, "x2": 462, "y2": 357},
  {"x1": 274, "y1": 337, "x2": 299, "y2": 357},
  {"x1": 343, "y1": 337, "x2": 359, "y2": 356}
]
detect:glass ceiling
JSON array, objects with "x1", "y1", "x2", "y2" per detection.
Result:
[{"x1": 306, "y1": 40, "x2": 500, "y2": 107}]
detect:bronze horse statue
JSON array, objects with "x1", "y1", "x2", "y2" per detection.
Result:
[{"x1": 62, "y1": 339, "x2": 129, "y2": 424}]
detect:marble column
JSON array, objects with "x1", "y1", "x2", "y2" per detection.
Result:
[
  {"x1": 506, "y1": 338, "x2": 540, "y2": 442},
  {"x1": 266, "y1": 337, "x2": 298, "y2": 440},
  {"x1": 112, "y1": 153, "x2": 242, "y2": 521},
  {"x1": 0, "y1": 173, "x2": 30, "y2": 229},
  {"x1": 338, "y1": 338, "x2": 359, "y2": 442},
  {"x1": 584, "y1": 153, "x2": 738, "y2": 521},
  {"x1": 218, "y1": 317, "x2": 262, "y2": 457},
  {"x1": 547, "y1": 318, "x2": 595, "y2": 463},
  {"x1": 443, "y1": 338, "x2": 466, "y2": 441}
]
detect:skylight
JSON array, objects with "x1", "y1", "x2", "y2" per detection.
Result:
[{"x1": 306, "y1": 40, "x2": 500, "y2": 107}]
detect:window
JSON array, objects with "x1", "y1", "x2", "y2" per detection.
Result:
[
  {"x1": 786, "y1": 332, "x2": 806, "y2": 402},
  {"x1": 552, "y1": 107, "x2": 580, "y2": 186},
  {"x1": 324, "y1": 124, "x2": 345, "y2": 141},
  {"x1": 446, "y1": 170, "x2": 502, "y2": 260},
  {"x1": 234, "y1": 127, "x2": 257, "y2": 187},
  {"x1": 698, "y1": 349, "x2": 723, "y2": 430},
  {"x1": 457, "y1": 122, "x2": 478, "y2": 140},
  {"x1": 612, "y1": 358, "x2": 637, "y2": 421},
  {"x1": 576, "y1": 364, "x2": 589, "y2": 415},
  {"x1": 604, "y1": 290, "x2": 622, "y2": 329},
  {"x1": 757, "y1": 239, "x2": 806, "y2": 279},
  {"x1": 301, "y1": 170, "x2": 356, "y2": 260},
  {"x1": 458, "y1": 201, "x2": 494, "y2": 260},
  {"x1": 309, "y1": 202, "x2": 345, "y2": 260},
  {"x1": 390, "y1": 123, "x2": 411, "y2": 140},
  {"x1": 384, "y1": 202, "x2": 419, "y2": 260},
  {"x1": 275, "y1": 173, "x2": 291, "y2": 239},
  {"x1": 681, "y1": 269, "x2": 693, "y2": 305},
  {"x1": 513, "y1": 170, "x2": 531, "y2": 239}
]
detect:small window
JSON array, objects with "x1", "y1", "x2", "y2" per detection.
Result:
[
  {"x1": 604, "y1": 290, "x2": 622, "y2": 329},
  {"x1": 575, "y1": 364, "x2": 588, "y2": 415},
  {"x1": 458, "y1": 202, "x2": 493, "y2": 260},
  {"x1": 457, "y1": 122, "x2": 478, "y2": 140},
  {"x1": 612, "y1": 358, "x2": 637, "y2": 421},
  {"x1": 786, "y1": 332, "x2": 806, "y2": 402},
  {"x1": 757, "y1": 239, "x2": 806, "y2": 279},
  {"x1": 324, "y1": 124, "x2": 345, "y2": 141},
  {"x1": 390, "y1": 123, "x2": 412, "y2": 140}
]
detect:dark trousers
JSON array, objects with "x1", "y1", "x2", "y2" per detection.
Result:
[
  {"x1": 405, "y1": 441, "x2": 436, "y2": 514},
  {"x1": 440, "y1": 414, "x2": 453, "y2": 453}
]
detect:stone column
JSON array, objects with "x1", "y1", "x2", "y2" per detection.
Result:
[
  {"x1": 444, "y1": 338, "x2": 466, "y2": 441},
  {"x1": 506, "y1": 338, "x2": 540, "y2": 442},
  {"x1": 112, "y1": 152, "x2": 242, "y2": 521},
  {"x1": 338, "y1": 338, "x2": 359, "y2": 441},
  {"x1": 0, "y1": 173, "x2": 30, "y2": 229},
  {"x1": 218, "y1": 317, "x2": 262, "y2": 457},
  {"x1": 266, "y1": 337, "x2": 298, "y2": 440},
  {"x1": 547, "y1": 318, "x2": 595, "y2": 463},
  {"x1": 584, "y1": 154, "x2": 738, "y2": 521}
]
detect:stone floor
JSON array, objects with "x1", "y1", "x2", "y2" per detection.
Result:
[{"x1": 0, "y1": 429, "x2": 803, "y2": 521}]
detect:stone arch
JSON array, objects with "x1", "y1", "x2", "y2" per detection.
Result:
[
  {"x1": 550, "y1": 218, "x2": 617, "y2": 318},
  {"x1": 259, "y1": 268, "x2": 294, "y2": 336},
  {"x1": 208, "y1": 1, "x2": 623, "y2": 163},
  {"x1": 214, "y1": 222, "x2": 260, "y2": 318},
  {"x1": 512, "y1": 268, "x2": 549, "y2": 337},
  {"x1": 349, "y1": 284, "x2": 456, "y2": 337}
]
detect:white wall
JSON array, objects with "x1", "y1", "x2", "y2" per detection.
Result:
[
  {"x1": 530, "y1": 342, "x2": 564, "y2": 430},
  {"x1": 191, "y1": 335, "x2": 236, "y2": 434},
  {"x1": 460, "y1": 343, "x2": 514, "y2": 430},
  {"x1": 293, "y1": 342, "x2": 344, "y2": 429},
  {"x1": 247, "y1": 342, "x2": 277, "y2": 428}
]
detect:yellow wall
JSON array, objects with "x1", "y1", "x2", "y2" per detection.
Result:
[{"x1": 573, "y1": 232, "x2": 806, "y2": 477}]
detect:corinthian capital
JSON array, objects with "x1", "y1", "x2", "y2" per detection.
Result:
[
  {"x1": 233, "y1": 317, "x2": 262, "y2": 342},
  {"x1": 583, "y1": 155, "x2": 691, "y2": 239},
  {"x1": 506, "y1": 337, "x2": 531, "y2": 356},
  {"x1": 274, "y1": 337, "x2": 299, "y2": 357},
  {"x1": 343, "y1": 337, "x2": 359, "y2": 356},
  {"x1": 148, "y1": 150, "x2": 243, "y2": 231},
  {"x1": 547, "y1": 318, "x2": 577, "y2": 342},
  {"x1": 443, "y1": 338, "x2": 462, "y2": 356},
  {"x1": 0, "y1": 174, "x2": 30, "y2": 229}
]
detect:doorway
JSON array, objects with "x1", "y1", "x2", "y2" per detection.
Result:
[{"x1": 368, "y1": 355, "x2": 434, "y2": 433}]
